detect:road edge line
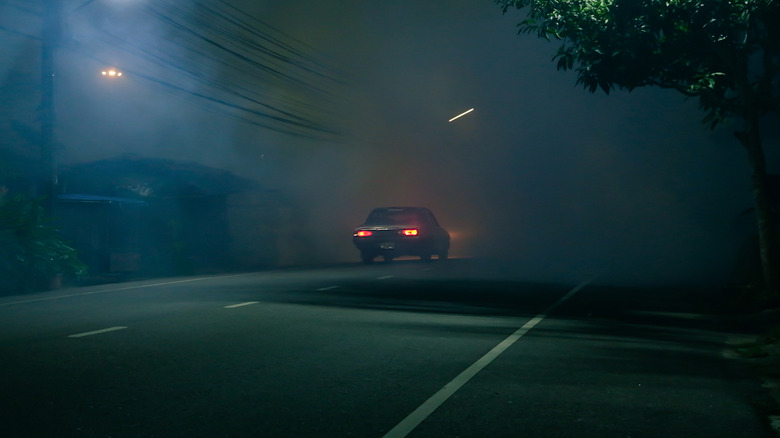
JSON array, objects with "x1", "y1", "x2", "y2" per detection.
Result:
[
  {"x1": 0, "y1": 273, "x2": 257, "y2": 307},
  {"x1": 382, "y1": 278, "x2": 594, "y2": 438}
]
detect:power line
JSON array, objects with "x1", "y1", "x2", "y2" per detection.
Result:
[
  {"x1": 5, "y1": 0, "x2": 347, "y2": 140},
  {"x1": 133, "y1": 0, "x2": 344, "y2": 138}
]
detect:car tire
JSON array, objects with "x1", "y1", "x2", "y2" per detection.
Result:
[
  {"x1": 361, "y1": 253, "x2": 374, "y2": 264},
  {"x1": 438, "y1": 250, "x2": 448, "y2": 261},
  {"x1": 382, "y1": 255, "x2": 394, "y2": 263}
]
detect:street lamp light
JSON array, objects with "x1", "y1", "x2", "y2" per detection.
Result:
[{"x1": 101, "y1": 68, "x2": 123, "y2": 77}]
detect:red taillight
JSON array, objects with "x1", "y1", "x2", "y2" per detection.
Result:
[
  {"x1": 401, "y1": 229, "x2": 418, "y2": 236},
  {"x1": 356, "y1": 230, "x2": 373, "y2": 237}
]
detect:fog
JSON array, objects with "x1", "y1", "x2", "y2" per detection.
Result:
[{"x1": 2, "y1": 0, "x2": 777, "y2": 286}]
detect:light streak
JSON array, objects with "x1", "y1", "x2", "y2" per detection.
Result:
[{"x1": 448, "y1": 108, "x2": 474, "y2": 122}]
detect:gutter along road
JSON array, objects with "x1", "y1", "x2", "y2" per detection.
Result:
[{"x1": 0, "y1": 259, "x2": 769, "y2": 437}]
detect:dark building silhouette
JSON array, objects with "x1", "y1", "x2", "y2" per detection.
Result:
[{"x1": 57, "y1": 155, "x2": 284, "y2": 279}]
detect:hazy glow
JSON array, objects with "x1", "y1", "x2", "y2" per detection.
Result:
[{"x1": 448, "y1": 108, "x2": 474, "y2": 122}]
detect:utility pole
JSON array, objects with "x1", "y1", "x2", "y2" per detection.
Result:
[{"x1": 40, "y1": 0, "x2": 61, "y2": 207}]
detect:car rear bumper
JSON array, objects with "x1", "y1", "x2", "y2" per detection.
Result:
[{"x1": 353, "y1": 238, "x2": 428, "y2": 256}]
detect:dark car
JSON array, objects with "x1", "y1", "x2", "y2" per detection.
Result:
[{"x1": 352, "y1": 207, "x2": 450, "y2": 264}]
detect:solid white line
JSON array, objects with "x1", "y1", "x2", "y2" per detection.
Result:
[
  {"x1": 317, "y1": 286, "x2": 340, "y2": 291},
  {"x1": 224, "y1": 301, "x2": 259, "y2": 309},
  {"x1": 68, "y1": 326, "x2": 127, "y2": 338},
  {"x1": 382, "y1": 278, "x2": 593, "y2": 438}
]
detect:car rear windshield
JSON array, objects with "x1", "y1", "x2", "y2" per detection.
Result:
[{"x1": 365, "y1": 209, "x2": 422, "y2": 225}]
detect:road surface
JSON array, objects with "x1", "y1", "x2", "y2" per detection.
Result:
[{"x1": 0, "y1": 259, "x2": 770, "y2": 437}]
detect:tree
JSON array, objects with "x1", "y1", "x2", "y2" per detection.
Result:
[{"x1": 497, "y1": 0, "x2": 780, "y2": 298}]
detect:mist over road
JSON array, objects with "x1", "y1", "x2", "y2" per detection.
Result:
[{"x1": 0, "y1": 259, "x2": 768, "y2": 437}]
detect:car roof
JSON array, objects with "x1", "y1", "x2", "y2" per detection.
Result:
[{"x1": 371, "y1": 207, "x2": 431, "y2": 212}]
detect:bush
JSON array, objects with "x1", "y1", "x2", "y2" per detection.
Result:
[{"x1": 0, "y1": 192, "x2": 87, "y2": 294}]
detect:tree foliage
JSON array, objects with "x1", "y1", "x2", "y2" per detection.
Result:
[
  {"x1": 498, "y1": 0, "x2": 780, "y2": 298},
  {"x1": 0, "y1": 193, "x2": 87, "y2": 294},
  {"x1": 497, "y1": 0, "x2": 779, "y2": 128}
]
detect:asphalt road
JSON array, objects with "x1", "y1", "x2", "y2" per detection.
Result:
[{"x1": 0, "y1": 259, "x2": 771, "y2": 437}]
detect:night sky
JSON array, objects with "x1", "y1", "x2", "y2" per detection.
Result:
[{"x1": 2, "y1": 0, "x2": 777, "y2": 285}]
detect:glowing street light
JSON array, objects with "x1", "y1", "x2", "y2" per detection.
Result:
[{"x1": 101, "y1": 68, "x2": 123, "y2": 78}]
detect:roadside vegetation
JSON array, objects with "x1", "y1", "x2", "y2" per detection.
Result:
[
  {"x1": 0, "y1": 188, "x2": 87, "y2": 294},
  {"x1": 497, "y1": 0, "x2": 780, "y2": 304}
]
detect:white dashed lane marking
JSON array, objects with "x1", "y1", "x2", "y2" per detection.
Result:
[
  {"x1": 224, "y1": 301, "x2": 259, "y2": 309},
  {"x1": 317, "y1": 286, "x2": 340, "y2": 291},
  {"x1": 68, "y1": 326, "x2": 127, "y2": 338}
]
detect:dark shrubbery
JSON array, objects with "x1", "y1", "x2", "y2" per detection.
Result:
[{"x1": 0, "y1": 192, "x2": 87, "y2": 294}]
